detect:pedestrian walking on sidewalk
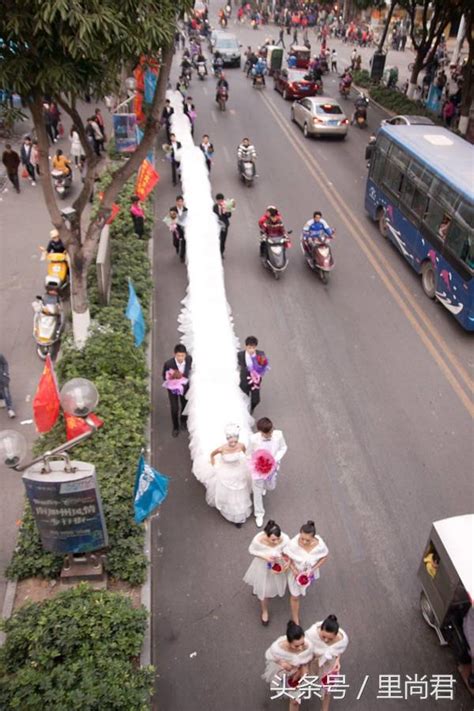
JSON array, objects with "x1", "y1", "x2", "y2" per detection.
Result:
[
  {"x1": 277, "y1": 27, "x2": 285, "y2": 48},
  {"x1": 243, "y1": 520, "x2": 290, "y2": 625},
  {"x1": 20, "y1": 136, "x2": 36, "y2": 186},
  {"x1": 0, "y1": 354, "x2": 16, "y2": 418},
  {"x1": 2, "y1": 144, "x2": 21, "y2": 193},
  {"x1": 162, "y1": 344, "x2": 192, "y2": 437},
  {"x1": 199, "y1": 134, "x2": 214, "y2": 172},
  {"x1": 330, "y1": 48, "x2": 337, "y2": 72},
  {"x1": 284, "y1": 521, "x2": 329, "y2": 625},
  {"x1": 247, "y1": 417, "x2": 287, "y2": 528},
  {"x1": 70, "y1": 125, "x2": 83, "y2": 166}
]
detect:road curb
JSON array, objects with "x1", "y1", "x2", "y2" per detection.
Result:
[
  {"x1": 0, "y1": 579, "x2": 17, "y2": 646},
  {"x1": 352, "y1": 81, "x2": 396, "y2": 119}
]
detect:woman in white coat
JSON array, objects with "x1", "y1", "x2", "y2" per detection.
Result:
[
  {"x1": 305, "y1": 614, "x2": 349, "y2": 711},
  {"x1": 284, "y1": 520, "x2": 329, "y2": 625},
  {"x1": 263, "y1": 620, "x2": 314, "y2": 711},
  {"x1": 243, "y1": 519, "x2": 289, "y2": 625},
  {"x1": 69, "y1": 125, "x2": 83, "y2": 166}
]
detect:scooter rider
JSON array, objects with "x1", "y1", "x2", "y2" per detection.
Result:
[
  {"x1": 259, "y1": 206, "x2": 285, "y2": 259},
  {"x1": 196, "y1": 51, "x2": 208, "y2": 75},
  {"x1": 180, "y1": 55, "x2": 193, "y2": 80},
  {"x1": 213, "y1": 51, "x2": 224, "y2": 76},
  {"x1": 303, "y1": 211, "x2": 334, "y2": 244},
  {"x1": 237, "y1": 138, "x2": 257, "y2": 176},
  {"x1": 252, "y1": 56, "x2": 267, "y2": 85},
  {"x1": 216, "y1": 72, "x2": 229, "y2": 102},
  {"x1": 46, "y1": 228, "x2": 66, "y2": 253},
  {"x1": 351, "y1": 92, "x2": 369, "y2": 124}
]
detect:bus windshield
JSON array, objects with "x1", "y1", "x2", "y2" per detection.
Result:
[{"x1": 365, "y1": 125, "x2": 474, "y2": 331}]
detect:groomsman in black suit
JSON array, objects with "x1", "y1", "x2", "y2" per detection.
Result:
[
  {"x1": 162, "y1": 344, "x2": 192, "y2": 437},
  {"x1": 237, "y1": 335, "x2": 266, "y2": 414}
]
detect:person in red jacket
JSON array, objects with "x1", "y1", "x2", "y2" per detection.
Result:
[{"x1": 258, "y1": 206, "x2": 285, "y2": 258}]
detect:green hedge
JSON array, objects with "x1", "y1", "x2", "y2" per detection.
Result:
[
  {"x1": 352, "y1": 69, "x2": 371, "y2": 88},
  {"x1": 369, "y1": 85, "x2": 440, "y2": 123},
  {"x1": 7, "y1": 173, "x2": 153, "y2": 584},
  {"x1": 0, "y1": 585, "x2": 154, "y2": 710}
]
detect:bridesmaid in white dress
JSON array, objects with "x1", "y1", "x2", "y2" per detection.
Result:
[
  {"x1": 305, "y1": 615, "x2": 349, "y2": 711},
  {"x1": 209, "y1": 424, "x2": 252, "y2": 527},
  {"x1": 284, "y1": 520, "x2": 329, "y2": 625},
  {"x1": 263, "y1": 620, "x2": 314, "y2": 711},
  {"x1": 243, "y1": 520, "x2": 290, "y2": 625}
]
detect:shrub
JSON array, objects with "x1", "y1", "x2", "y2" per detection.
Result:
[
  {"x1": 0, "y1": 585, "x2": 154, "y2": 710},
  {"x1": 352, "y1": 69, "x2": 371, "y2": 88},
  {"x1": 7, "y1": 174, "x2": 152, "y2": 585},
  {"x1": 369, "y1": 85, "x2": 441, "y2": 124}
]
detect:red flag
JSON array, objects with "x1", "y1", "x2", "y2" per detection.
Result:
[
  {"x1": 33, "y1": 355, "x2": 60, "y2": 433},
  {"x1": 97, "y1": 192, "x2": 120, "y2": 224},
  {"x1": 135, "y1": 159, "x2": 159, "y2": 200},
  {"x1": 64, "y1": 412, "x2": 104, "y2": 441}
]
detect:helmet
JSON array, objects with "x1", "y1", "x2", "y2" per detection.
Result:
[{"x1": 50, "y1": 229, "x2": 59, "y2": 239}]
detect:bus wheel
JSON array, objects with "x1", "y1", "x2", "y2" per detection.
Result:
[
  {"x1": 421, "y1": 261, "x2": 436, "y2": 299},
  {"x1": 377, "y1": 209, "x2": 388, "y2": 238}
]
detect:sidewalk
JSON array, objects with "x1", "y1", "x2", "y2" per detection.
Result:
[{"x1": 0, "y1": 100, "x2": 112, "y2": 615}]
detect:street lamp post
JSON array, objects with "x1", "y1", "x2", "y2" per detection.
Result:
[{"x1": 0, "y1": 378, "x2": 109, "y2": 584}]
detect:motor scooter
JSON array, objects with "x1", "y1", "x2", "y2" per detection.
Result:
[
  {"x1": 300, "y1": 232, "x2": 335, "y2": 283},
  {"x1": 45, "y1": 251, "x2": 69, "y2": 292},
  {"x1": 339, "y1": 80, "x2": 351, "y2": 98},
  {"x1": 217, "y1": 85, "x2": 228, "y2": 111},
  {"x1": 353, "y1": 95, "x2": 369, "y2": 128},
  {"x1": 197, "y1": 61, "x2": 207, "y2": 80},
  {"x1": 51, "y1": 169, "x2": 72, "y2": 199},
  {"x1": 32, "y1": 292, "x2": 63, "y2": 359},
  {"x1": 239, "y1": 160, "x2": 256, "y2": 186},
  {"x1": 260, "y1": 230, "x2": 292, "y2": 280},
  {"x1": 252, "y1": 73, "x2": 266, "y2": 89}
]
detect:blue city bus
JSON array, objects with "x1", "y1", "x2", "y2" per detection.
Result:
[{"x1": 365, "y1": 125, "x2": 473, "y2": 331}]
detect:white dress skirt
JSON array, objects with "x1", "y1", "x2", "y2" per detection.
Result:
[
  {"x1": 263, "y1": 636, "x2": 315, "y2": 702},
  {"x1": 206, "y1": 451, "x2": 252, "y2": 524},
  {"x1": 284, "y1": 534, "x2": 329, "y2": 597},
  {"x1": 305, "y1": 622, "x2": 349, "y2": 680},
  {"x1": 243, "y1": 532, "x2": 290, "y2": 600}
]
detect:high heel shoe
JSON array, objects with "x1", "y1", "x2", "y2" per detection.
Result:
[{"x1": 261, "y1": 615, "x2": 269, "y2": 626}]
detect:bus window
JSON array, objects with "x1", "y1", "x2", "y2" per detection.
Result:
[
  {"x1": 401, "y1": 178, "x2": 428, "y2": 221},
  {"x1": 382, "y1": 159, "x2": 404, "y2": 198},
  {"x1": 424, "y1": 543, "x2": 440, "y2": 579},
  {"x1": 370, "y1": 149, "x2": 385, "y2": 183},
  {"x1": 424, "y1": 200, "x2": 449, "y2": 237},
  {"x1": 445, "y1": 219, "x2": 473, "y2": 269}
]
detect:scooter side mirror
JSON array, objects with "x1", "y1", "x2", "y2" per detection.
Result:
[{"x1": 287, "y1": 230, "x2": 293, "y2": 235}]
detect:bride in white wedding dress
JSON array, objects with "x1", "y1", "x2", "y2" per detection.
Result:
[{"x1": 208, "y1": 425, "x2": 253, "y2": 527}]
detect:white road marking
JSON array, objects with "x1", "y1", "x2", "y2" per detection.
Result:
[
  {"x1": 211, "y1": 112, "x2": 218, "y2": 124},
  {"x1": 229, "y1": 109, "x2": 236, "y2": 115},
  {"x1": 223, "y1": 146, "x2": 231, "y2": 163},
  {"x1": 203, "y1": 86, "x2": 208, "y2": 95}
]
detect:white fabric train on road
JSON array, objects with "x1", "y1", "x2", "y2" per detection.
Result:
[{"x1": 169, "y1": 92, "x2": 252, "y2": 491}]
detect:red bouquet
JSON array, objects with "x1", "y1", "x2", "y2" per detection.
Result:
[
  {"x1": 296, "y1": 571, "x2": 314, "y2": 587},
  {"x1": 250, "y1": 449, "x2": 276, "y2": 480}
]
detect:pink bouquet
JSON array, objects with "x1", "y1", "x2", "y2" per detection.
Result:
[
  {"x1": 247, "y1": 354, "x2": 270, "y2": 391},
  {"x1": 296, "y1": 571, "x2": 314, "y2": 588},
  {"x1": 162, "y1": 369, "x2": 188, "y2": 396},
  {"x1": 250, "y1": 449, "x2": 276, "y2": 480}
]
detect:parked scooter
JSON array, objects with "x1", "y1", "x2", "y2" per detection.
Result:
[
  {"x1": 45, "y1": 251, "x2": 69, "y2": 292},
  {"x1": 217, "y1": 85, "x2": 228, "y2": 111},
  {"x1": 260, "y1": 230, "x2": 292, "y2": 280},
  {"x1": 300, "y1": 232, "x2": 335, "y2": 283},
  {"x1": 51, "y1": 169, "x2": 72, "y2": 199},
  {"x1": 32, "y1": 292, "x2": 63, "y2": 359}
]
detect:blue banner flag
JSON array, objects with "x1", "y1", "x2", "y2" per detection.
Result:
[
  {"x1": 125, "y1": 279, "x2": 145, "y2": 347},
  {"x1": 135, "y1": 126, "x2": 155, "y2": 166},
  {"x1": 144, "y1": 69, "x2": 158, "y2": 104},
  {"x1": 134, "y1": 454, "x2": 169, "y2": 523}
]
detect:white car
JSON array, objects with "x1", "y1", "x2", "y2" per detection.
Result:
[
  {"x1": 381, "y1": 115, "x2": 435, "y2": 127},
  {"x1": 291, "y1": 97, "x2": 349, "y2": 139}
]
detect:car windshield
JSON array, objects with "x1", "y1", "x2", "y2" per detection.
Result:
[
  {"x1": 315, "y1": 103, "x2": 343, "y2": 115},
  {"x1": 217, "y1": 39, "x2": 238, "y2": 49}
]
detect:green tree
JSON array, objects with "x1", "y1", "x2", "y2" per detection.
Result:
[
  {"x1": 0, "y1": 0, "x2": 191, "y2": 342},
  {"x1": 399, "y1": 0, "x2": 466, "y2": 98}
]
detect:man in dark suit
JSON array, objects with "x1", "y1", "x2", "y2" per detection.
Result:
[
  {"x1": 212, "y1": 193, "x2": 232, "y2": 259},
  {"x1": 169, "y1": 133, "x2": 182, "y2": 186},
  {"x1": 162, "y1": 344, "x2": 192, "y2": 437},
  {"x1": 161, "y1": 99, "x2": 174, "y2": 142},
  {"x1": 237, "y1": 335, "x2": 266, "y2": 414}
]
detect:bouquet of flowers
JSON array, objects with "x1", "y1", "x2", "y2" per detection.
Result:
[
  {"x1": 247, "y1": 353, "x2": 270, "y2": 390},
  {"x1": 266, "y1": 555, "x2": 288, "y2": 574},
  {"x1": 296, "y1": 570, "x2": 314, "y2": 588},
  {"x1": 250, "y1": 449, "x2": 276, "y2": 480},
  {"x1": 162, "y1": 369, "x2": 188, "y2": 396}
]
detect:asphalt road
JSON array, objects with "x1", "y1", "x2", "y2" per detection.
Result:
[{"x1": 150, "y1": 21, "x2": 473, "y2": 711}]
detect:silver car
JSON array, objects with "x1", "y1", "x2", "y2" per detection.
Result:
[
  {"x1": 381, "y1": 115, "x2": 435, "y2": 127},
  {"x1": 291, "y1": 97, "x2": 349, "y2": 139}
]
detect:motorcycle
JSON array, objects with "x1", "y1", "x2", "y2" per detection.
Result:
[
  {"x1": 45, "y1": 251, "x2": 69, "y2": 292},
  {"x1": 196, "y1": 61, "x2": 207, "y2": 80},
  {"x1": 217, "y1": 85, "x2": 228, "y2": 111},
  {"x1": 353, "y1": 97, "x2": 369, "y2": 128},
  {"x1": 239, "y1": 160, "x2": 256, "y2": 186},
  {"x1": 32, "y1": 292, "x2": 63, "y2": 359},
  {"x1": 339, "y1": 80, "x2": 351, "y2": 98},
  {"x1": 260, "y1": 230, "x2": 292, "y2": 280},
  {"x1": 51, "y1": 169, "x2": 72, "y2": 199},
  {"x1": 252, "y1": 73, "x2": 266, "y2": 89},
  {"x1": 300, "y1": 232, "x2": 335, "y2": 283}
]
